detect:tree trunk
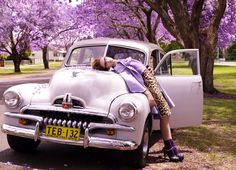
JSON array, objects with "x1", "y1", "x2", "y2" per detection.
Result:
[
  {"x1": 13, "y1": 56, "x2": 21, "y2": 73},
  {"x1": 11, "y1": 48, "x2": 21, "y2": 73},
  {"x1": 42, "y1": 46, "x2": 49, "y2": 69},
  {"x1": 200, "y1": 42, "x2": 216, "y2": 94}
]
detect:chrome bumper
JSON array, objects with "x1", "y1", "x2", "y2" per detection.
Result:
[{"x1": 1, "y1": 112, "x2": 138, "y2": 151}]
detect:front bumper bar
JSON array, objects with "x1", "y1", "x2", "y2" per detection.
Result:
[{"x1": 1, "y1": 112, "x2": 138, "y2": 151}]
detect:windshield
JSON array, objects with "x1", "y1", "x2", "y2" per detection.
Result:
[
  {"x1": 67, "y1": 45, "x2": 106, "y2": 66},
  {"x1": 66, "y1": 45, "x2": 146, "y2": 66},
  {"x1": 107, "y1": 45, "x2": 145, "y2": 64}
]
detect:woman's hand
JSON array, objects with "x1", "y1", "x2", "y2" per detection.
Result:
[{"x1": 144, "y1": 89, "x2": 156, "y2": 107}]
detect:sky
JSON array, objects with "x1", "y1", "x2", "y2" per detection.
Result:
[{"x1": 68, "y1": 0, "x2": 83, "y2": 6}]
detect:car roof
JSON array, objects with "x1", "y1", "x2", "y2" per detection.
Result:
[{"x1": 71, "y1": 38, "x2": 162, "y2": 53}]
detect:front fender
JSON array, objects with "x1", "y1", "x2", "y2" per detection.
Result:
[
  {"x1": 109, "y1": 93, "x2": 151, "y2": 145},
  {"x1": 3, "y1": 83, "x2": 47, "y2": 112}
]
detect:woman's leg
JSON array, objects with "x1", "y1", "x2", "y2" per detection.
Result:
[
  {"x1": 160, "y1": 116, "x2": 172, "y2": 140},
  {"x1": 160, "y1": 116, "x2": 184, "y2": 162},
  {"x1": 142, "y1": 68, "x2": 171, "y2": 117},
  {"x1": 142, "y1": 68, "x2": 184, "y2": 161}
]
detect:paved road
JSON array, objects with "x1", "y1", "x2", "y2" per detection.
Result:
[{"x1": 0, "y1": 104, "x2": 7, "y2": 152}]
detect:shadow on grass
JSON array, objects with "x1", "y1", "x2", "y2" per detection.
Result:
[
  {"x1": 168, "y1": 98, "x2": 236, "y2": 158},
  {"x1": 175, "y1": 126, "x2": 236, "y2": 156},
  {"x1": 214, "y1": 72, "x2": 236, "y2": 80},
  {"x1": 204, "y1": 98, "x2": 236, "y2": 124}
]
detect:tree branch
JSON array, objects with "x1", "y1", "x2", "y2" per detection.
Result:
[
  {"x1": 209, "y1": 0, "x2": 227, "y2": 32},
  {"x1": 145, "y1": 0, "x2": 178, "y2": 37},
  {"x1": 191, "y1": 0, "x2": 204, "y2": 29}
]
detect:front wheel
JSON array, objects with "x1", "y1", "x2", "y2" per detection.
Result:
[
  {"x1": 128, "y1": 120, "x2": 151, "y2": 168},
  {"x1": 7, "y1": 135, "x2": 40, "y2": 152}
]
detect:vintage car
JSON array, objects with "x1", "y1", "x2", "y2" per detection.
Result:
[{"x1": 1, "y1": 38, "x2": 203, "y2": 168}]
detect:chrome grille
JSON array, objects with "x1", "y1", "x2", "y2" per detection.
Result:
[
  {"x1": 23, "y1": 109, "x2": 114, "y2": 134},
  {"x1": 43, "y1": 118, "x2": 83, "y2": 128},
  {"x1": 42, "y1": 117, "x2": 87, "y2": 134}
]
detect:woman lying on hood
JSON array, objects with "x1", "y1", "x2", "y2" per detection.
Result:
[{"x1": 91, "y1": 56, "x2": 184, "y2": 162}]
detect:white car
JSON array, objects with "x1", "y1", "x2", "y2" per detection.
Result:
[{"x1": 1, "y1": 38, "x2": 203, "y2": 168}]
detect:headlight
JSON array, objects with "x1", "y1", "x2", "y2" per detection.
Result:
[
  {"x1": 118, "y1": 103, "x2": 137, "y2": 122},
  {"x1": 3, "y1": 91, "x2": 22, "y2": 108}
]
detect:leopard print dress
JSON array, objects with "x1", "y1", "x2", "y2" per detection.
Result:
[{"x1": 142, "y1": 66, "x2": 171, "y2": 117}]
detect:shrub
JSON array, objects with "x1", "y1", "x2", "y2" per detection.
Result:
[
  {"x1": 0, "y1": 55, "x2": 7, "y2": 60},
  {"x1": 226, "y1": 42, "x2": 236, "y2": 61},
  {"x1": 160, "y1": 41, "x2": 183, "y2": 53}
]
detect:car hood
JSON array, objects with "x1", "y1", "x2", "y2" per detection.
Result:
[{"x1": 39, "y1": 67, "x2": 129, "y2": 109}]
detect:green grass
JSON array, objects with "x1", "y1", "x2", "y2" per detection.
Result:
[
  {"x1": 177, "y1": 98, "x2": 236, "y2": 151},
  {"x1": 174, "y1": 65, "x2": 236, "y2": 168},
  {"x1": 172, "y1": 62, "x2": 193, "y2": 75},
  {"x1": 0, "y1": 62, "x2": 62, "y2": 77},
  {"x1": 213, "y1": 65, "x2": 236, "y2": 95}
]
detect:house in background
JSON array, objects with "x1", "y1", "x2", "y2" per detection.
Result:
[
  {"x1": 1, "y1": 47, "x2": 66, "y2": 66},
  {"x1": 30, "y1": 47, "x2": 66, "y2": 64}
]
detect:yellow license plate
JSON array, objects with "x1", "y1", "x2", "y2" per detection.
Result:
[{"x1": 45, "y1": 125, "x2": 80, "y2": 141}]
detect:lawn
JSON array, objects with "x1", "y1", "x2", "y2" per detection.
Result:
[
  {"x1": 166, "y1": 65, "x2": 236, "y2": 169},
  {"x1": 214, "y1": 65, "x2": 236, "y2": 95},
  {"x1": 0, "y1": 62, "x2": 62, "y2": 79},
  {"x1": 146, "y1": 65, "x2": 236, "y2": 169}
]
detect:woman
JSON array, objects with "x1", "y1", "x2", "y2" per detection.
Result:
[{"x1": 91, "y1": 56, "x2": 184, "y2": 162}]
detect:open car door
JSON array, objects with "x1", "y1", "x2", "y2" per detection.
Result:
[{"x1": 153, "y1": 49, "x2": 203, "y2": 129}]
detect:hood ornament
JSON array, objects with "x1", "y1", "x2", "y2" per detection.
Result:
[
  {"x1": 62, "y1": 93, "x2": 72, "y2": 109},
  {"x1": 72, "y1": 71, "x2": 80, "y2": 78}
]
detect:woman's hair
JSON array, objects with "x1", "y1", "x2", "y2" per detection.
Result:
[{"x1": 91, "y1": 57, "x2": 109, "y2": 71}]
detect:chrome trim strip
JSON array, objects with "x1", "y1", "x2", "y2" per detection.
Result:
[
  {"x1": 88, "y1": 137, "x2": 137, "y2": 150},
  {"x1": 1, "y1": 124, "x2": 36, "y2": 139},
  {"x1": 20, "y1": 105, "x2": 117, "y2": 123},
  {"x1": 4, "y1": 112, "x2": 43, "y2": 122},
  {"x1": 34, "y1": 122, "x2": 40, "y2": 142},
  {"x1": 84, "y1": 128, "x2": 89, "y2": 148},
  {"x1": 1, "y1": 124, "x2": 138, "y2": 151},
  {"x1": 88, "y1": 123, "x2": 135, "y2": 131}
]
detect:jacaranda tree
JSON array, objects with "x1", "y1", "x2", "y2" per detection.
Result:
[
  {"x1": 79, "y1": 0, "x2": 173, "y2": 43},
  {"x1": 144, "y1": 0, "x2": 227, "y2": 93},
  {"x1": 78, "y1": 0, "x2": 235, "y2": 94},
  {"x1": 29, "y1": 0, "x2": 77, "y2": 69},
  {"x1": 0, "y1": 0, "x2": 33, "y2": 72},
  {"x1": 1, "y1": 0, "x2": 235, "y2": 93},
  {"x1": 0, "y1": 0, "x2": 81, "y2": 71}
]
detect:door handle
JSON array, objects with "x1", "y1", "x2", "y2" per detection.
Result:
[{"x1": 192, "y1": 81, "x2": 202, "y2": 87}]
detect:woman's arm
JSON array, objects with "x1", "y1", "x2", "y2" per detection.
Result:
[
  {"x1": 129, "y1": 58, "x2": 147, "y2": 75},
  {"x1": 143, "y1": 89, "x2": 156, "y2": 107}
]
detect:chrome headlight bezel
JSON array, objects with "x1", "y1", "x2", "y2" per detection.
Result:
[
  {"x1": 3, "y1": 91, "x2": 22, "y2": 108},
  {"x1": 118, "y1": 103, "x2": 137, "y2": 122}
]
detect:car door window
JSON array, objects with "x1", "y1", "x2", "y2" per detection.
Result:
[
  {"x1": 155, "y1": 51, "x2": 199, "y2": 76},
  {"x1": 148, "y1": 50, "x2": 159, "y2": 69},
  {"x1": 152, "y1": 49, "x2": 202, "y2": 129}
]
